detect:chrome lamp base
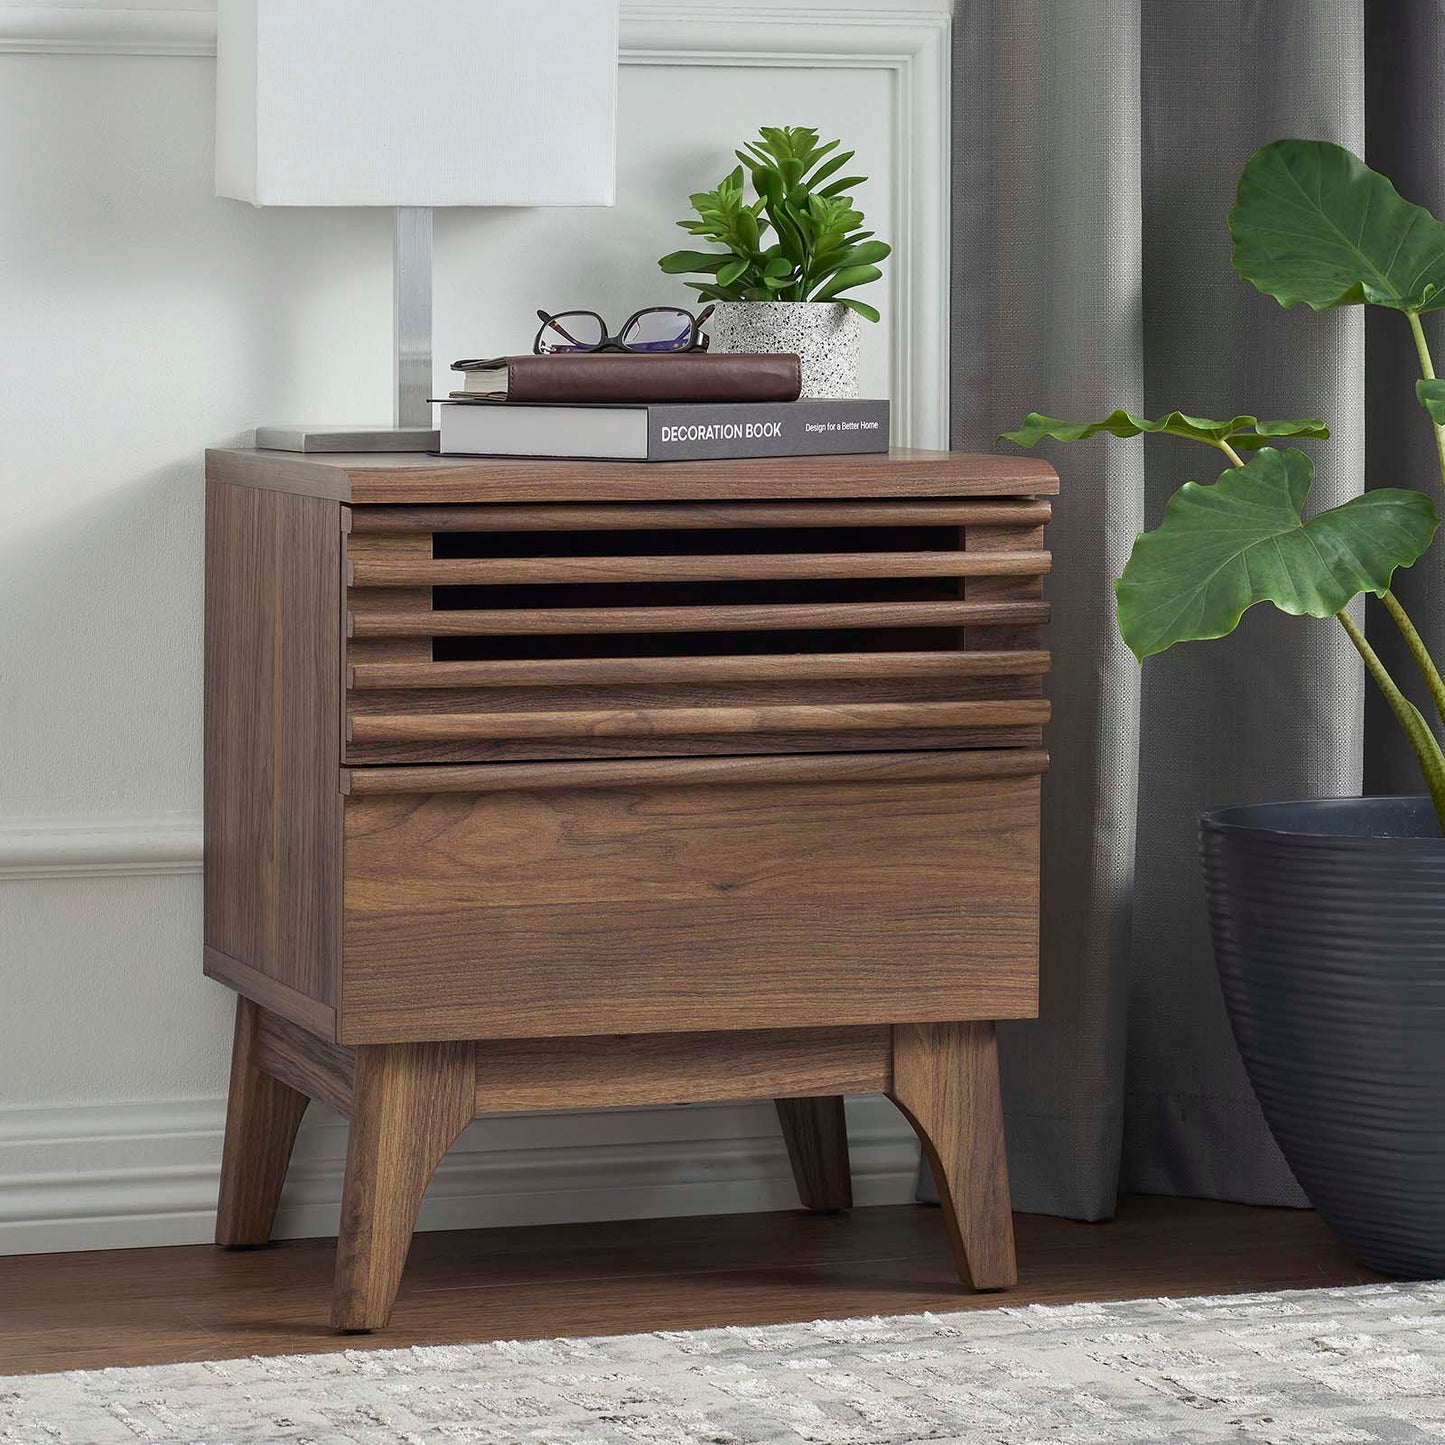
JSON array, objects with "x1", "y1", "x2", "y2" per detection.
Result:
[{"x1": 255, "y1": 208, "x2": 437, "y2": 455}]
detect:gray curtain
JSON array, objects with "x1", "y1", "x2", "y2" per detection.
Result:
[{"x1": 943, "y1": 0, "x2": 1416, "y2": 1219}]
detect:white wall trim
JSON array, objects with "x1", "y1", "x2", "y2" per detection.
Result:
[
  {"x1": 0, "y1": 1093, "x2": 919, "y2": 1255},
  {"x1": 0, "y1": 0, "x2": 950, "y2": 451},
  {"x1": 0, "y1": 2, "x2": 950, "y2": 58},
  {"x1": 0, "y1": 815, "x2": 202, "y2": 879}
]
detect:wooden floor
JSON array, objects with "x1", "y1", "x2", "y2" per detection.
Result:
[{"x1": 0, "y1": 1197, "x2": 1377, "y2": 1377}]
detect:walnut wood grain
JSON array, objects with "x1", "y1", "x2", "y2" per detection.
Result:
[
  {"x1": 964, "y1": 521, "x2": 1048, "y2": 653},
  {"x1": 343, "y1": 724, "x2": 1045, "y2": 767},
  {"x1": 347, "y1": 699, "x2": 1051, "y2": 744},
  {"x1": 348, "y1": 650, "x2": 1051, "y2": 691},
  {"x1": 340, "y1": 747, "x2": 1049, "y2": 795},
  {"x1": 348, "y1": 499, "x2": 1054, "y2": 532},
  {"x1": 204, "y1": 446, "x2": 1053, "y2": 1331},
  {"x1": 207, "y1": 447, "x2": 1059, "y2": 504},
  {"x1": 332, "y1": 1042, "x2": 475, "y2": 1332},
  {"x1": 203, "y1": 946, "x2": 338, "y2": 1036},
  {"x1": 343, "y1": 531, "x2": 433, "y2": 665},
  {"x1": 204, "y1": 481, "x2": 343, "y2": 1014},
  {"x1": 0, "y1": 1201, "x2": 1380, "y2": 1375},
  {"x1": 340, "y1": 773, "x2": 1040, "y2": 1043},
  {"x1": 473, "y1": 1029, "x2": 890, "y2": 1113},
  {"x1": 256, "y1": 1009, "x2": 356, "y2": 1116},
  {"x1": 775, "y1": 1097, "x2": 853, "y2": 1212},
  {"x1": 343, "y1": 675, "x2": 1042, "y2": 722},
  {"x1": 348, "y1": 598, "x2": 1051, "y2": 638},
  {"x1": 347, "y1": 550, "x2": 1052, "y2": 588},
  {"x1": 889, "y1": 1022, "x2": 1017, "y2": 1290},
  {"x1": 215, "y1": 999, "x2": 310, "y2": 1249}
]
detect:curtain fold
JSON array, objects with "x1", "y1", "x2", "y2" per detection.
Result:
[
  {"x1": 948, "y1": 1, "x2": 1382, "y2": 1219},
  {"x1": 1364, "y1": 4, "x2": 1445, "y2": 797}
]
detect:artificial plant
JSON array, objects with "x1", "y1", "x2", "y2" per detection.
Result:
[
  {"x1": 1002, "y1": 139, "x2": 1445, "y2": 823},
  {"x1": 658, "y1": 125, "x2": 890, "y2": 321}
]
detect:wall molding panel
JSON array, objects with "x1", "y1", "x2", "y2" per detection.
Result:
[
  {"x1": 0, "y1": 0, "x2": 950, "y2": 449},
  {"x1": 0, "y1": 3, "x2": 950, "y2": 59},
  {"x1": 0, "y1": 0, "x2": 948, "y2": 1258},
  {"x1": 0, "y1": 1094, "x2": 919, "y2": 1255},
  {"x1": 0, "y1": 815, "x2": 202, "y2": 879}
]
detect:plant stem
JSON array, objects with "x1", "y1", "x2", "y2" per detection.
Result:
[
  {"x1": 1218, "y1": 440, "x2": 1245, "y2": 468},
  {"x1": 1338, "y1": 608, "x2": 1445, "y2": 823},
  {"x1": 1407, "y1": 310, "x2": 1445, "y2": 493},
  {"x1": 1380, "y1": 589, "x2": 1445, "y2": 729}
]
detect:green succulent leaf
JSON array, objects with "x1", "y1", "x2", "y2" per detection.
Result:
[
  {"x1": 658, "y1": 250, "x2": 727, "y2": 275},
  {"x1": 1115, "y1": 448, "x2": 1438, "y2": 662},
  {"x1": 1418, "y1": 379, "x2": 1445, "y2": 424},
  {"x1": 804, "y1": 150, "x2": 854, "y2": 188},
  {"x1": 999, "y1": 409, "x2": 1330, "y2": 452},
  {"x1": 811, "y1": 263, "x2": 883, "y2": 303},
  {"x1": 836, "y1": 297, "x2": 881, "y2": 322},
  {"x1": 1229, "y1": 139, "x2": 1445, "y2": 313},
  {"x1": 658, "y1": 125, "x2": 888, "y2": 319},
  {"x1": 715, "y1": 256, "x2": 750, "y2": 287}
]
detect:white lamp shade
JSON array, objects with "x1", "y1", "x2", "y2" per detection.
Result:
[{"x1": 215, "y1": 0, "x2": 619, "y2": 207}]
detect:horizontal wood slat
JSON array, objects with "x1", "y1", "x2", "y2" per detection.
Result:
[
  {"x1": 347, "y1": 499, "x2": 1053, "y2": 533},
  {"x1": 347, "y1": 650, "x2": 1052, "y2": 690},
  {"x1": 347, "y1": 699, "x2": 1052, "y2": 744},
  {"x1": 341, "y1": 748, "x2": 1050, "y2": 796},
  {"x1": 347, "y1": 598, "x2": 1051, "y2": 637},
  {"x1": 347, "y1": 550, "x2": 1051, "y2": 588}
]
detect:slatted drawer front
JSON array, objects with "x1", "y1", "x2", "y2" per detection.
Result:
[{"x1": 344, "y1": 498, "x2": 1051, "y2": 764}]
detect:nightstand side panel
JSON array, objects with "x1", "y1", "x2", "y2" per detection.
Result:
[{"x1": 203, "y1": 478, "x2": 345, "y2": 1034}]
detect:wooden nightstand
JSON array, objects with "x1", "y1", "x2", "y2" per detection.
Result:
[{"x1": 203, "y1": 446, "x2": 1055, "y2": 1331}]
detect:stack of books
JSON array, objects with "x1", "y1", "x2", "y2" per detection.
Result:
[{"x1": 435, "y1": 352, "x2": 889, "y2": 462}]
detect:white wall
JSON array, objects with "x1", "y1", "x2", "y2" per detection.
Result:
[{"x1": 0, "y1": 0, "x2": 951, "y2": 1253}]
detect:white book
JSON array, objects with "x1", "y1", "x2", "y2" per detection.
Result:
[{"x1": 436, "y1": 399, "x2": 890, "y2": 463}]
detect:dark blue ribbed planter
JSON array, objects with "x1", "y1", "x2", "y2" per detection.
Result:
[{"x1": 1201, "y1": 796, "x2": 1445, "y2": 1278}]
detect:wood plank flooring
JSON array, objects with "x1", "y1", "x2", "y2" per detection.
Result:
[{"x1": 0, "y1": 1198, "x2": 1378, "y2": 1377}]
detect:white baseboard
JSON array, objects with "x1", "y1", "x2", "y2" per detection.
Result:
[{"x1": 0, "y1": 1094, "x2": 920, "y2": 1256}]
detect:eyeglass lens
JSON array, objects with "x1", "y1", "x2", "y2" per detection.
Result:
[
  {"x1": 537, "y1": 312, "x2": 606, "y2": 353},
  {"x1": 620, "y1": 308, "x2": 694, "y2": 353}
]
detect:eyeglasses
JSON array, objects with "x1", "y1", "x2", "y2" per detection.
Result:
[{"x1": 533, "y1": 305, "x2": 714, "y2": 356}]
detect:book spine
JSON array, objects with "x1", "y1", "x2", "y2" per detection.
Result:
[{"x1": 646, "y1": 400, "x2": 890, "y2": 461}]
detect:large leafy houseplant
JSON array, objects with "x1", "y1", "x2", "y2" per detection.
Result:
[
  {"x1": 1003, "y1": 139, "x2": 1445, "y2": 825},
  {"x1": 657, "y1": 125, "x2": 890, "y2": 322}
]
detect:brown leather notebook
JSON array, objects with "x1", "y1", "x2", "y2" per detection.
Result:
[{"x1": 450, "y1": 351, "x2": 802, "y2": 404}]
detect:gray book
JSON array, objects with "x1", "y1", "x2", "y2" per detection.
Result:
[{"x1": 436, "y1": 398, "x2": 889, "y2": 462}]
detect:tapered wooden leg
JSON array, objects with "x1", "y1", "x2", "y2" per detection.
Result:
[
  {"x1": 331, "y1": 1041, "x2": 475, "y2": 1332},
  {"x1": 775, "y1": 1096, "x2": 853, "y2": 1211},
  {"x1": 888, "y1": 1021, "x2": 1016, "y2": 1290},
  {"x1": 216, "y1": 998, "x2": 310, "y2": 1248}
]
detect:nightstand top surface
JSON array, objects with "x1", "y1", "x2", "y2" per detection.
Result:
[{"x1": 205, "y1": 447, "x2": 1058, "y2": 505}]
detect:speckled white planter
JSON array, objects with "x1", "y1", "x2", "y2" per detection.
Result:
[{"x1": 707, "y1": 301, "x2": 861, "y2": 399}]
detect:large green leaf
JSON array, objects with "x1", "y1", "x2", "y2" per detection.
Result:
[
  {"x1": 1418, "y1": 380, "x2": 1445, "y2": 424},
  {"x1": 1116, "y1": 448, "x2": 1438, "y2": 661},
  {"x1": 1230, "y1": 139, "x2": 1445, "y2": 313},
  {"x1": 999, "y1": 410, "x2": 1329, "y2": 451}
]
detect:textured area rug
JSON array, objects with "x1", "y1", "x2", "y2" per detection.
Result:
[{"x1": 3, "y1": 1282, "x2": 1444, "y2": 1444}]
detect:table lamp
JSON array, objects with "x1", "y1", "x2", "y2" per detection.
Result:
[{"x1": 214, "y1": 0, "x2": 620, "y2": 451}]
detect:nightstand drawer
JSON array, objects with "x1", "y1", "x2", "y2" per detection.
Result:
[
  {"x1": 337, "y1": 748, "x2": 1043, "y2": 1044},
  {"x1": 344, "y1": 498, "x2": 1051, "y2": 765}
]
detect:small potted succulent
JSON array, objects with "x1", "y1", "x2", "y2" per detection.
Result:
[
  {"x1": 658, "y1": 125, "x2": 890, "y2": 398},
  {"x1": 1004, "y1": 139, "x2": 1445, "y2": 1278}
]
